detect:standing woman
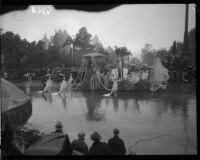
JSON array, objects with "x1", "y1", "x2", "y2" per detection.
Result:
[
  {"x1": 58, "y1": 77, "x2": 67, "y2": 94},
  {"x1": 112, "y1": 79, "x2": 118, "y2": 96},
  {"x1": 43, "y1": 76, "x2": 53, "y2": 93},
  {"x1": 68, "y1": 74, "x2": 73, "y2": 86}
]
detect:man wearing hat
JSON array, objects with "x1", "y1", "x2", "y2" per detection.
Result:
[
  {"x1": 54, "y1": 121, "x2": 64, "y2": 133},
  {"x1": 108, "y1": 128, "x2": 126, "y2": 155},
  {"x1": 71, "y1": 131, "x2": 88, "y2": 155},
  {"x1": 52, "y1": 121, "x2": 72, "y2": 155},
  {"x1": 89, "y1": 132, "x2": 111, "y2": 155}
]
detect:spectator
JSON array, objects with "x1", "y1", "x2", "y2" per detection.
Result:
[
  {"x1": 52, "y1": 121, "x2": 72, "y2": 155},
  {"x1": 89, "y1": 132, "x2": 111, "y2": 155},
  {"x1": 108, "y1": 128, "x2": 126, "y2": 155},
  {"x1": 71, "y1": 131, "x2": 88, "y2": 155}
]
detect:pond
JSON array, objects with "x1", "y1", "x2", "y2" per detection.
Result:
[{"x1": 13, "y1": 80, "x2": 197, "y2": 155}]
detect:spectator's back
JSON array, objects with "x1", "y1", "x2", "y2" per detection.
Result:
[{"x1": 108, "y1": 128, "x2": 126, "y2": 155}]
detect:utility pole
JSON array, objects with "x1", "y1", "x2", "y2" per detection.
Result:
[
  {"x1": 181, "y1": 4, "x2": 190, "y2": 82},
  {"x1": 183, "y1": 4, "x2": 189, "y2": 58}
]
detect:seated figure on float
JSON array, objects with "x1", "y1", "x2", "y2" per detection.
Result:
[
  {"x1": 128, "y1": 70, "x2": 140, "y2": 84},
  {"x1": 123, "y1": 68, "x2": 129, "y2": 80},
  {"x1": 111, "y1": 67, "x2": 119, "y2": 81},
  {"x1": 141, "y1": 69, "x2": 149, "y2": 80},
  {"x1": 105, "y1": 67, "x2": 120, "y2": 96}
]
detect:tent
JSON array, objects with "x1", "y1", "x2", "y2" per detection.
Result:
[
  {"x1": 83, "y1": 53, "x2": 104, "y2": 58},
  {"x1": 24, "y1": 133, "x2": 69, "y2": 155},
  {"x1": 1, "y1": 78, "x2": 32, "y2": 130}
]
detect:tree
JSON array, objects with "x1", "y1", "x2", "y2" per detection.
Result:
[
  {"x1": 141, "y1": 44, "x2": 156, "y2": 66},
  {"x1": 74, "y1": 27, "x2": 93, "y2": 53},
  {"x1": 91, "y1": 35, "x2": 103, "y2": 52},
  {"x1": 155, "y1": 48, "x2": 168, "y2": 63},
  {"x1": 105, "y1": 46, "x2": 116, "y2": 65},
  {"x1": 188, "y1": 28, "x2": 195, "y2": 69},
  {"x1": 130, "y1": 57, "x2": 140, "y2": 65},
  {"x1": 114, "y1": 46, "x2": 131, "y2": 78},
  {"x1": 172, "y1": 41, "x2": 177, "y2": 56},
  {"x1": 49, "y1": 30, "x2": 71, "y2": 67},
  {"x1": 141, "y1": 43, "x2": 153, "y2": 55},
  {"x1": 41, "y1": 34, "x2": 50, "y2": 50},
  {"x1": 72, "y1": 27, "x2": 93, "y2": 66}
]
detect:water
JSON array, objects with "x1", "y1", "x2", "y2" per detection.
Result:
[{"x1": 14, "y1": 80, "x2": 197, "y2": 155}]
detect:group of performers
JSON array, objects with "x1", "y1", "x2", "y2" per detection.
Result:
[
  {"x1": 102, "y1": 59, "x2": 169, "y2": 95},
  {"x1": 41, "y1": 57, "x2": 169, "y2": 96},
  {"x1": 42, "y1": 74, "x2": 73, "y2": 95}
]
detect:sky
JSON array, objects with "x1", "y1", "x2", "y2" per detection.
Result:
[{"x1": 0, "y1": 4, "x2": 196, "y2": 57}]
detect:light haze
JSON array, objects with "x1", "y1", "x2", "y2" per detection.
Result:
[{"x1": 0, "y1": 4, "x2": 196, "y2": 57}]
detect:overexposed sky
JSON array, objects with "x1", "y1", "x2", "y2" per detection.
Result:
[{"x1": 0, "y1": 4, "x2": 196, "y2": 57}]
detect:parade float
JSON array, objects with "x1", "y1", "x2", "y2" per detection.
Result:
[{"x1": 71, "y1": 53, "x2": 169, "y2": 92}]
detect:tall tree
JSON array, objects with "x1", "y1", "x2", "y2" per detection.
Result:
[
  {"x1": 49, "y1": 30, "x2": 71, "y2": 66},
  {"x1": 141, "y1": 44, "x2": 156, "y2": 66},
  {"x1": 115, "y1": 46, "x2": 131, "y2": 78},
  {"x1": 91, "y1": 35, "x2": 103, "y2": 52},
  {"x1": 41, "y1": 34, "x2": 50, "y2": 50},
  {"x1": 74, "y1": 27, "x2": 93, "y2": 53},
  {"x1": 188, "y1": 28, "x2": 195, "y2": 69}
]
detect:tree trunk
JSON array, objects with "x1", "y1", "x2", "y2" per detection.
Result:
[{"x1": 121, "y1": 58, "x2": 124, "y2": 79}]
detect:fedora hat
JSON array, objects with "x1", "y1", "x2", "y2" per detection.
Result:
[{"x1": 78, "y1": 131, "x2": 85, "y2": 138}]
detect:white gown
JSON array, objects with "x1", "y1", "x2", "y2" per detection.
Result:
[
  {"x1": 59, "y1": 80, "x2": 68, "y2": 93},
  {"x1": 123, "y1": 68, "x2": 128, "y2": 80},
  {"x1": 43, "y1": 79, "x2": 53, "y2": 92}
]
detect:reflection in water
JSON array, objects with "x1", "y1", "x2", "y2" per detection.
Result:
[
  {"x1": 83, "y1": 91, "x2": 105, "y2": 121},
  {"x1": 14, "y1": 81, "x2": 196, "y2": 154},
  {"x1": 112, "y1": 97, "x2": 119, "y2": 112},
  {"x1": 131, "y1": 99, "x2": 141, "y2": 114},
  {"x1": 59, "y1": 93, "x2": 67, "y2": 111},
  {"x1": 182, "y1": 103, "x2": 190, "y2": 154},
  {"x1": 124, "y1": 99, "x2": 129, "y2": 111},
  {"x1": 104, "y1": 97, "x2": 111, "y2": 106},
  {"x1": 41, "y1": 92, "x2": 52, "y2": 104},
  {"x1": 25, "y1": 81, "x2": 31, "y2": 95}
]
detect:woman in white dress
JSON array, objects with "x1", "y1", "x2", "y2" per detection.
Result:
[
  {"x1": 58, "y1": 77, "x2": 68, "y2": 94},
  {"x1": 43, "y1": 77, "x2": 53, "y2": 93}
]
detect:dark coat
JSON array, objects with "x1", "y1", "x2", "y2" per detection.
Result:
[
  {"x1": 89, "y1": 141, "x2": 112, "y2": 155},
  {"x1": 71, "y1": 139, "x2": 88, "y2": 155},
  {"x1": 60, "y1": 134, "x2": 72, "y2": 155},
  {"x1": 51, "y1": 132, "x2": 72, "y2": 155},
  {"x1": 108, "y1": 135, "x2": 126, "y2": 155}
]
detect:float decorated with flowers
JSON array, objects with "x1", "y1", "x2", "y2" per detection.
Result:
[{"x1": 70, "y1": 53, "x2": 169, "y2": 92}]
